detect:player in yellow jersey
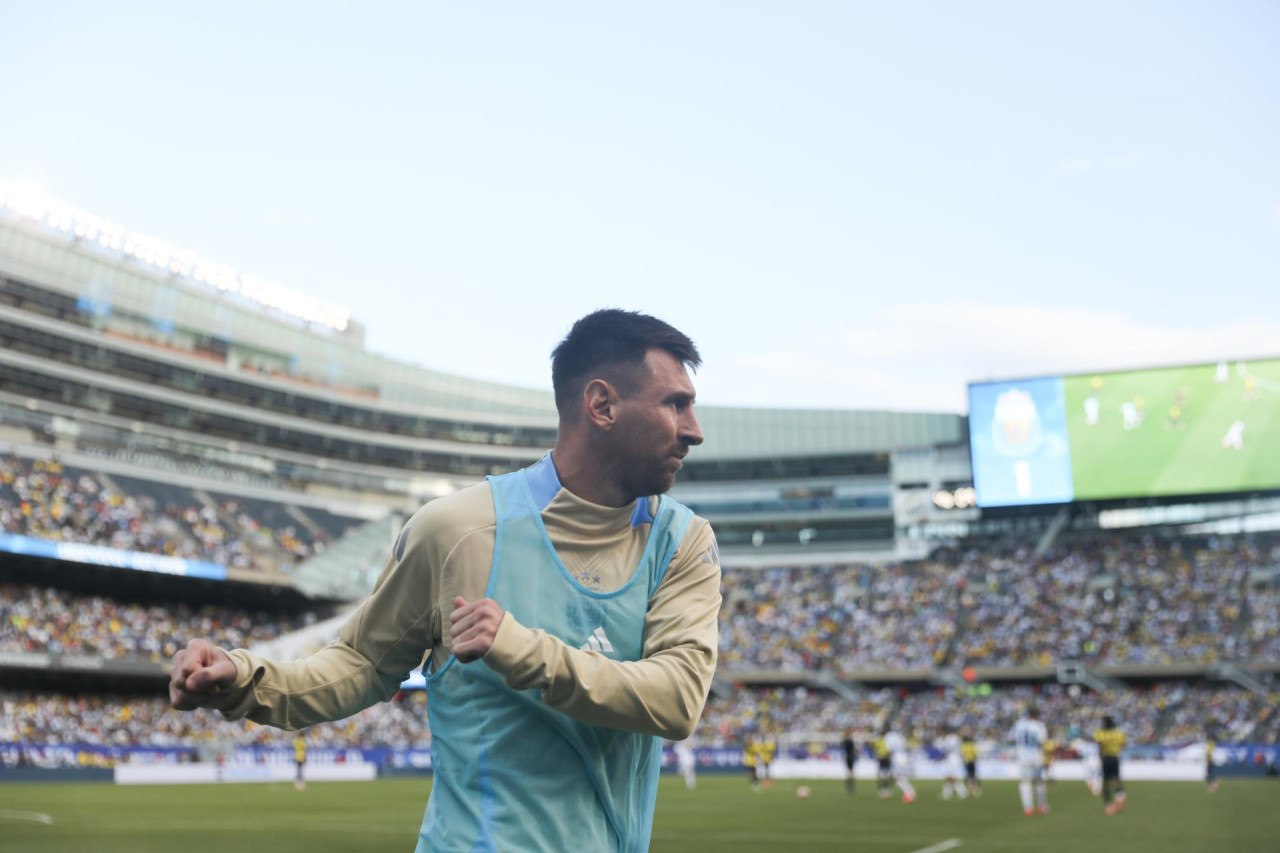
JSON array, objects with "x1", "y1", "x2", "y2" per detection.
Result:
[
  {"x1": 1094, "y1": 716, "x2": 1126, "y2": 814},
  {"x1": 872, "y1": 730, "x2": 893, "y2": 798},
  {"x1": 293, "y1": 734, "x2": 307, "y2": 791},
  {"x1": 742, "y1": 735, "x2": 760, "y2": 791},
  {"x1": 1205, "y1": 727, "x2": 1219, "y2": 794},
  {"x1": 1042, "y1": 734, "x2": 1056, "y2": 786},
  {"x1": 960, "y1": 730, "x2": 982, "y2": 797},
  {"x1": 756, "y1": 736, "x2": 776, "y2": 789}
]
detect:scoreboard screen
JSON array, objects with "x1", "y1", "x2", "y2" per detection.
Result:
[{"x1": 968, "y1": 358, "x2": 1280, "y2": 507}]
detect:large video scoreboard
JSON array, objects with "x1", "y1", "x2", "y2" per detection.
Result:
[{"x1": 968, "y1": 357, "x2": 1280, "y2": 507}]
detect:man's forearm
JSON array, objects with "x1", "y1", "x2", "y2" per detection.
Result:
[
  {"x1": 482, "y1": 614, "x2": 715, "y2": 739},
  {"x1": 213, "y1": 643, "x2": 401, "y2": 730}
]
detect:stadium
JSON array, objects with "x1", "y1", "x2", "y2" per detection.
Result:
[{"x1": 1, "y1": 184, "x2": 1277, "y2": 853}]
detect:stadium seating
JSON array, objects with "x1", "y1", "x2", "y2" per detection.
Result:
[
  {"x1": 718, "y1": 534, "x2": 1280, "y2": 673},
  {"x1": 0, "y1": 583, "x2": 320, "y2": 662},
  {"x1": 0, "y1": 454, "x2": 361, "y2": 575},
  {"x1": 0, "y1": 689, "x2": 429, "y2": 765}
]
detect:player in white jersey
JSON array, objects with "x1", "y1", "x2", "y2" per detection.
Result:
[
  {"x1": 674, "y1": 740, "x2": 697, "y2": 790},
  {"x1": 938, "y1": 728, "x2": 968, "y2": 800},
  {"x1": 1073, "y1": 736, "x2": 1103, "y2": 795},
  {"x1": 883, "y1": 727, "x2": 917, "y2": 803},
  {"x1": 1010, "y1": 705, "x2": 1049, "y2": 815}
]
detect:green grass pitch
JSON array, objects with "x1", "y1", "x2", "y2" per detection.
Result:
[
  {"x1": 2, "y1": 776, "x2": 1276, "y2": 852},
  {"x1": 1062, "y1": 358, "x2": 1280, "y2": 500}
]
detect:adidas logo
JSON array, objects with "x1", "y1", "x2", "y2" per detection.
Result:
[{"x1": 579, "y1": 626, "x2": 614, "y2": 654}]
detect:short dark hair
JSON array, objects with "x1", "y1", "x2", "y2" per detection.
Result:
[{"x1": 551, "y1": 309, "x2": 701, "y2": 415}]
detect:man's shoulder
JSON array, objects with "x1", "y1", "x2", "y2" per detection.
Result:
[
  {"x1": 675, "y1": 509, "x2": 717, "y2": 553},
  {"x1": 401, "y1": 480, "x2": 496, "y2": 558}
]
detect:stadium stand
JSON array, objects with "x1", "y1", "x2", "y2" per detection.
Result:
[
  {"x1": 1, "y1": 583, "x2": 321, "y2": 662},
  {"x1": 2, "y1": 195, "x2": 1278, "y2": 788},
  {"x1": 0, "y1": 453, "x2": 361, "y2": 575},
  {"x1": 1, "y1": 690, "x2": 430, "y2": 766}
]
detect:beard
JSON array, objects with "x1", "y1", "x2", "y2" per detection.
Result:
[{"x1": 617, "y1": 453, "x2": 681, "y2": 500}]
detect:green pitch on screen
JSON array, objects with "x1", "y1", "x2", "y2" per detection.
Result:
[{"x1": 1062, "y1": 358, "x2": 1280, "y2": 500}]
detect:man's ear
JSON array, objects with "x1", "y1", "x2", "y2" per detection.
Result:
[{"x1": 582, "y1": 378, "x2": 619, "y2": 430}]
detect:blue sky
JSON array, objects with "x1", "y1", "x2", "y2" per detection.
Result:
[{"x1": 3, "y1": 2, "x2": 1277, "y2": 412}]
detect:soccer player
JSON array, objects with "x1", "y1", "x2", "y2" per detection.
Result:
[
  {"x1": 1042, "y1": 731, "x2": 1056, "y2": 786},
  {"x1": 674, "y1": 739, "x2": 697, "y2": 790},
  {"x1": 1073, "y1": 734, "x2": 1102, "y2": 796},
  {"x1": 756, "y1": 735, "x2": 776, "y2": 789},
  {"x1": 841, "y1": 728, "x2": 857, "y2": 795},
  {"x1": 938, "y1": 727, "x2": 967, "y2": 800},
  {"x1": 1095, "y1": 716, "x2": 1127, "y2": 814},
  {"x1": 168, "y1": 310, "x2": 721, "y2": 852},
  {"x1": 872, "y1": 728, "x2": 893, "y2": 798},
  {"x1": 292, "y1": 733, "x2": 307, "y2": 791},
  {"x1": 883, "y1": 724, "x2": 917, "y2": 803},
  {"x1": 743, "y1": 735, "x2": 761, "y2": 791},
  {"x1": 960, "y1": 730, "x2": 982, "y2": 797},
  {"x1": 1204, "y1": 727, "x2": 1219, "y2": 795},
  {"x1": 1010, "y1": 704, "x2": 1049, "y2": 816}
]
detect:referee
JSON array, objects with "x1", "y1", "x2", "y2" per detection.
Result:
[{"x1": 1094, "y1": 716, "x2": 1126, "y2": 814}]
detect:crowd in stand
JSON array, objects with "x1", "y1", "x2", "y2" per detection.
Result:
[
  {"x1": 0, "y1": 690, "x2": 429, "y2": 757},
  {"x1": 5, "y1": 452, "x2": 1277, "y2": 668},
  {"x1": 0, "y1": 454, "x2": 346, "y2": 573},
  {"x1": 697, "y1": 686, "x2": 897, "y2": 748},
  {"x1": 1240, "y1": 576, "x2": 1280, "y2": 662},
  {"x1": 950, "y1": 535, "x2": 1277, "y2": 666},
  {"x1": 718, "y1": 560, "x2": 960, "y2": 673},
  {"x1": 10, "y1": 677, "x2": 1268, "y2": 768},
  {"x1": 696, "y1": 681, "x2": 1278, "y2": 751},
  {"x1": 1, "y1": 583, "x2": 320, "y2": 663},
  {"x1": 4, "y1": 449, "x2": 1279, "y2": 765},
  {"x1": 718, "y1": 534, "x2": 1280, "y2": 672}
]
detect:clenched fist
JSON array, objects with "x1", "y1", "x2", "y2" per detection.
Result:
[
  {"x1": 169, "y1": 638, "x2": 238, "y2": 710},
  {"x1": 450, "y1": 597, "x2": 505, "y2": 663}
]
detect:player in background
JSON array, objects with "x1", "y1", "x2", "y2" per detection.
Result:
[
  {"x1": 1221, "y1": 420, "x2": 1245, "y2": 451},
  {"x1": 884, "y1": 724, "x2": 917, "y2": 804},
  {"x1": 1084, "y1": 377, "x2": 1102, "y2": 426},
  {"x1": 293, "y1": 733, "x2": 307, "y2": 791},
  {"x1": 1042, "y1": 731, "x2": 1056, "y2": 786},
  {"x1": 1084, "y1": 395, "x2": 1100, "y2": 426},
  {"x1": 841, "y1": 727, "x2": 857, "y2": 795},
  {"x1": 673, "y1": 739, "x2": 697, "y2": 790},
  {"x1": 1204, "y1": 726, "x2": 1219, "y2": 795},
  {"x1": 742, "y1": 735, "x2": 760, "y2": 792},
  {"x1": 1095, "y1": 716, "x2": 1127, "y2": 814},
  {"x1": 960, "y1": 730, "x2": 982, "y2": 797},
  {"x1": 873, "y1": 728, "x2": 893, "y2": 798},
  {"x1": 755, "y1": 735, "x2": 776, "y2": 789},
  {"x1": 1010, "y1": 704, "x2": 1049, "y2": 816},
  {"x1": 1073, "y1": 732, "x2": 1103, "y2": 796},
  {"x1": 938, "y1": 727, "x2": 968, "y2": 800}
]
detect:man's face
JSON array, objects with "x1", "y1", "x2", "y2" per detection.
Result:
[{"x1": 610, "y1": 348, "x2": 704, "y2": 499}]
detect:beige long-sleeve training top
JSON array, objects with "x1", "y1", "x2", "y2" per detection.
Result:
[{"x1": 208, "y1": 470, "x2": 721, "y2": 739}]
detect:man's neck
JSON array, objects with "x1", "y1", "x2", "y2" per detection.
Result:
[{"x1": 549, "y1": 441, "x2": 631, "y2": 508}]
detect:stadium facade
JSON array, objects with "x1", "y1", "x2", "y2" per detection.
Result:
[
  {"x1": 2, "y1": 188, "x2": 1277, "y2": 775},
  {"x1": 0, "y1": 195, "x2": 978, "y2": 575}
]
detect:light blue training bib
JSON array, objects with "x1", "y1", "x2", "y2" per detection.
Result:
[{"x1": 417, "y1": 454, "x2": 693, "y2": 852}]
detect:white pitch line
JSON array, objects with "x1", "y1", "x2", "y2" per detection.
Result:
[
  {"x1": 908, "y1": 840, "x2": 962, "y2": 853},
  {"x1": 0, "y1": 810, "x2": 54, "y2": 825}
]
